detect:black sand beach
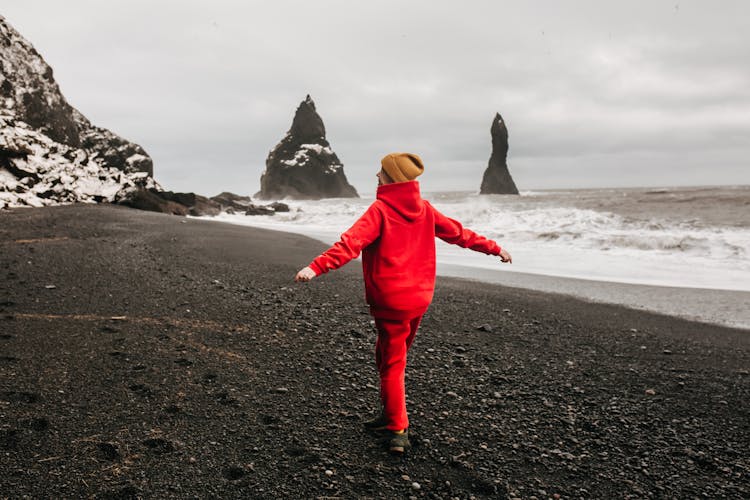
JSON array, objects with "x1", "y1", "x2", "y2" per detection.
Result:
[{"x1": 1, "y1": 204, "x2": 748, "y2": 499}]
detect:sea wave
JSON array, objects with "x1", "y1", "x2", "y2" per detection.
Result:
[
  {"x1": 417, "y1": 201, "x2": 748, "y2": 262},
  {"x1": 204, "y1": 188, "x2": 750, "y2": 291}
]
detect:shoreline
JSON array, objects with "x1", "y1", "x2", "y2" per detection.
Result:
[
  {"x1": 198, "y1": 214, "x2": 750, "y2": 331},
  {"x1": 1, "y1": 204, "x2": 748, "y2": 498},
  {"x1": 436, "y1": 263, "x2": 750, "y2": 331}
]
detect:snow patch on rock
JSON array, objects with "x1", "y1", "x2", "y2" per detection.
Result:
[{"x1": 0, "y1": 109, "x2": 160, "y2": 209}]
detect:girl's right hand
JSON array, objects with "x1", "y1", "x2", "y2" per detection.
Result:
[{"x1": 295, "y1": 266, "x2": 316, "y2": 282}]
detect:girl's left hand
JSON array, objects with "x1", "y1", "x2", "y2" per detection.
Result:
[{"x1": 499, "y1": 249, "x2": 512, "y2": 264}]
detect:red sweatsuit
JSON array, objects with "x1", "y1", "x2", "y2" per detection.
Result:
[{"x1": 308, "y1": 180, "x2": 502, "y2": 430}]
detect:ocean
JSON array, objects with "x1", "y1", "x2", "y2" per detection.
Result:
[{"x1": 200, "y1": 185, "x2": 750, "y2": 328}]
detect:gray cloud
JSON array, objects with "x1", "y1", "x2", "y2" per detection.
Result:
[{"x1": 3, "y1": 0, "x2": 749, "y2": 195}]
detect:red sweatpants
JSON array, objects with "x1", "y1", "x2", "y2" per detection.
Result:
[{"x1": 374, "y1": 315, "x2": 422, "y2": 431}]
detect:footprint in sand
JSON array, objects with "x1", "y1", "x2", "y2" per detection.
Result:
[
  {"x1": 142, "y1": 438, "x2": 175, "y2": 454},
  {"x1": 22, "y1": 416, "x2": 49, "y2": 431},
  {"x1": 260, "y1": 414, "x2": 281, "y2": 426},
  {"x1": 0, "y1": 391, "x2": 41, "y2": 404},
  {"x1": 223, "y1": 465, "x2": 246, "y2": 481},
  {"x1": 1, "y1": 428, "x2": 19, "y2": 449},
  {"x1": 216, "y1": 390, "x2": 238, "y2": 406},
  {"x1": 163, "y1": 404, "x2": 181, "y2": 414},
  {"x1": 128, "y1": 384, "x2": 152, "y2": 397},
  {"x1": 101, "y1": 485, "x2": 140, "y2": 498},
  {"x1": 96, "y1": 442, "x2": 120, "y2": 461}
]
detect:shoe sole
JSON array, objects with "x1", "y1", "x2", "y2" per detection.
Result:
[{"x1": 388, "y1": 434, "x2": 411, "y2": 454}]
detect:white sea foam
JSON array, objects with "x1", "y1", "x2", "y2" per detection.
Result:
[{"x1": 204, "y1": 188, "x2": 750, "y2": 292}]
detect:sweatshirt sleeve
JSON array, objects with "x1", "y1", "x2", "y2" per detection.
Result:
[
  {"x1": 308, "y1": 203, "x2": 383, "y2": 275},
  {"x1": 429, "y1": 202, "x2": 502, "y2": 256}
]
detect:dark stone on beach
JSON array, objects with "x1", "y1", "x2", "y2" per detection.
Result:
[
  {"x1": 269, "y1": 202, "x2": 290, "y2": 212},
  {"x1": 186, "y1": 195, "x2": 220, "y2": 217},
  {"x1": 150, "y1": 191, "x2": 198, "y2": 208},
  {"x1": 210, "y1": 191, "x2": 253, "y2": 212},
  {"x1": 119, "y1": 188, "x2": 225, "y2": 217},
  {"x1": 256, "y1": 95, "x2": 358, "y2": 200},
  {"x1": 117, "y1": 189, "x2": 188, "y2": 216},
  {"x1": 209, "y1": 192, "x2": 289, "y2": 216},
  {"x1": 245, "y1": 204, "x2": 275, "y2": 216},
  {"x1": 150, "y1": 190, "x2": 221, "y2": 216},
  {"x1": 480, "y1": 113, "x2": 519, "y2": 195}
]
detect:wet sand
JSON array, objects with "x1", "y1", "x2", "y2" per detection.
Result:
[
  {"x1": 437, "y1": 263, "x2": 750, "y2": 330},
  {"x1": 1, "y1": 204, "x2": 748, "y2": 498}
]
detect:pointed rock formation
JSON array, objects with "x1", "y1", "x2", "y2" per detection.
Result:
[
  {"x1": 256, "y1": 95, "x2": 358, "y2": 200},
  {"x1": 480, "y1": 113, "x2": 519, "y2": 195},
  {"x1": 0, "y1": 15, "x2": 156, "y2": 209}
]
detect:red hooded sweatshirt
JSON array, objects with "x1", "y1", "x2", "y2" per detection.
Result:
[{"x1": 308, "y1": 181, "x2": 502, "y2": 319}]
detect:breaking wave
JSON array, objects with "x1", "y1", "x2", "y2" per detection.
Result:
[{"x1": 205, "y1": 188, "x2": 750, "y2": 291}]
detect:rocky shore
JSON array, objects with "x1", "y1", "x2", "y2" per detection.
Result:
[{"x1": 1, "y1": 205, "x2": 748, "y2": 499}]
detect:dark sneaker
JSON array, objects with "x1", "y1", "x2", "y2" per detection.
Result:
[
  {"x1": 388, "y1": 429, "x2": 410, "y2": 454},
  {"x1": 363, "y1": 412, "x2": 389, "y2": 432}
]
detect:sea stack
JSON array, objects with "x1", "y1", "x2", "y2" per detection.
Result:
[
  {"x1": 479, "y1": 113, "x2": 519, "y2": 195},
  {"x1": 256, "y1": 95, "x2": 358, "y2": 200},
  {"x1": 0, "y1": 15, "x2": 157, "y2": 209}
]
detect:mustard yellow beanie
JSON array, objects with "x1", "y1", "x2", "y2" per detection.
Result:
[{"x1": 380, "y1": 153, "x2": 424, "y2": 183}]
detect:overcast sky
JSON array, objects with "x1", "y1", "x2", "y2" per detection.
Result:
[{"x1": 3, "y1": 1, "x2": 749, "y2": 195}]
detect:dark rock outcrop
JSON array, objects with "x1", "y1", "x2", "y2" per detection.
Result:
[
  {"x1": 117, "y1": 189, "x2": 188, "y2": 216},
  {"x1": 479, "y1": 113, "x2": 519, "y2": 195},
  {"x1": 118, "y1": 190, "x2": 223, "y2": 216},
  {"x1": 267, "y1": 202, "x2": 289, "y2": 213},
  {"x1": 244, "y1": 205, "x2": 275, "y2": 216},
  {"x1": 256, "y1": 95, "x2": 358, "y2": 200},
  {"x1": 151, "y1": 191, "x2": 221, "y2": 216},
  {"x1": 119, "y1": 189, "x2": 289, "y2": 217},
  {"x1": 242, "y1": 201, "x2": 290, "y2": 216},
  {"x1": 209, "y1": 192, "x2": 290, "y2": 216},
  {"x1": 0, "y1": 15, "x2": 156, "y2": 209},
  {"x1": 210, "y1": 192, "x2": 254, "y2": 213}
]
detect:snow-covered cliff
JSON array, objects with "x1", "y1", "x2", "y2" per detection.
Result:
[{"x1": 0, "y1": 15, "x2": 157, "y2": 210}]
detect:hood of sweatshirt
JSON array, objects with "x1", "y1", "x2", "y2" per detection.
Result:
[{"x1": 376, "y1": 180, "x2": 425, "y2": 222}]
